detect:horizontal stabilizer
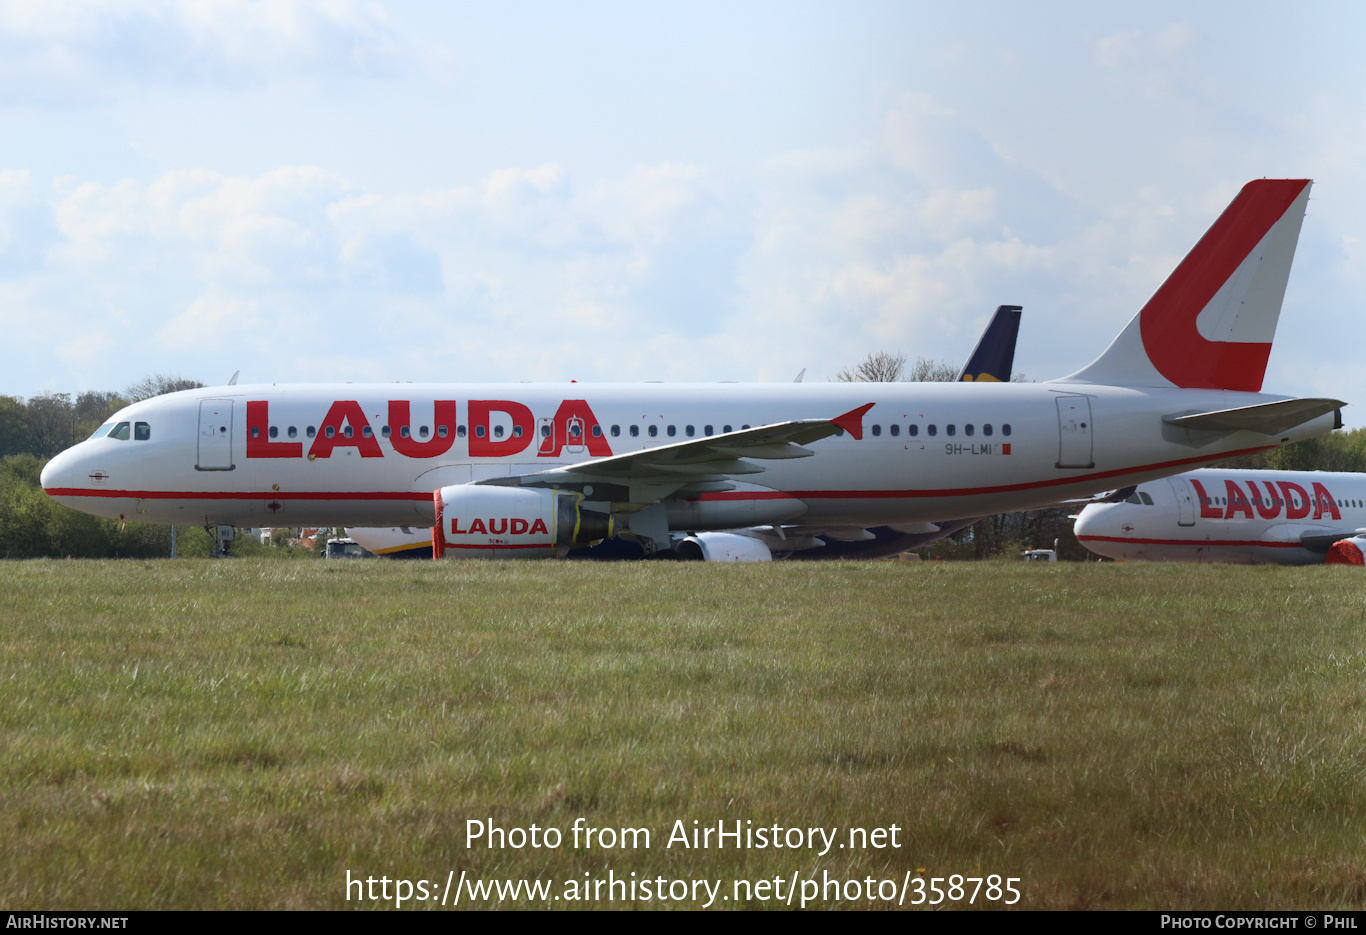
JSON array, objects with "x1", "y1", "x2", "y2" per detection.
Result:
[{"x1": 1163, "y1": 398, "x2": 1344, "y2": 436}]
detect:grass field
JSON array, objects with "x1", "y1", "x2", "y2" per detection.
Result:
[{"x1": 2, "y1": 558, "x2": 1365, "y2": 910}]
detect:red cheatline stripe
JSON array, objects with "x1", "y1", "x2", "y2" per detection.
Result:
[
  {"x1": 45, "y1": 488, "x2": 430, "y2": 501},
  {"x1": 42, "y1": 444, "x2": 1277, "y2": 505},
  {"x1": 442, "y1": 542, "x2": 551, "y2": 550},
  {"x1": 786, "y1": 445, "x2": 1277, "y2": 499},
  {"x1": 1077, "y1": 535, "x2": 1305, "y2": 549}
]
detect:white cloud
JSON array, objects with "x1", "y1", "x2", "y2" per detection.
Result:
[{"x1": 0, "y1": 0, "x2": 406, "y2": 100}]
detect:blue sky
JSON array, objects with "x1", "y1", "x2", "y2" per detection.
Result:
[{"x1": 2, "y1": 1, "x2": 1364, "y2": 423}]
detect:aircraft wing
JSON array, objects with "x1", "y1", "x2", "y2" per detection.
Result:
[
  {"x1": 478, "y1": 403, "x2": 874, "y2": 505},
  {"x1": 1300, "y1": 529, "x2": 1366, "y2": 555}
]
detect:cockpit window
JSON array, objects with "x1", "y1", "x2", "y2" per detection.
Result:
[
  {"x1": 1125, "y1": 492, "x2": 1142, "y2": 504},
  {"x1": 89, "y1": 422, "x2": 114, "y2": 440},
  {"x1": 1140, "y1": 492, "x2": 1154, "y2": 505},
  {"x1": 134, "y1": 422, "x2": 150, "y2": 440},
  {"x1": 108, "y1": 422, "x2": 131, "y2": 440}
]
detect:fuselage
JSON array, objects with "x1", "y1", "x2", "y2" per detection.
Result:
[
  {"x1": 1074, "y1": 468, "x2": 1366, "y2": 565},
  {"x1": 41, "y1": 382, "x2": 1335, "y2": 533}
]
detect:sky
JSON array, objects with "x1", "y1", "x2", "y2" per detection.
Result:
[{"x1": 1, "y1": 1, "x2": 1364, "y2": 423}]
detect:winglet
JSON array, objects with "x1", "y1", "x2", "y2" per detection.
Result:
[{"x1": 832, "y1": 403, "x2": 875, "y2": 440}]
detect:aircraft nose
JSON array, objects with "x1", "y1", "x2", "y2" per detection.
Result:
[
  {"x1": 41, "y1": 446, "x2": 84, "y2": 497},
  {"x1": 1072, "y1": 506, "x2": 1097, "y2": 539}
]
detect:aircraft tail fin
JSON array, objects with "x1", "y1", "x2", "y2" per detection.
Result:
[
  {"x1": 1057, "y1": 179, "x2": 1311, "y2": 391},
  {"x1": 958, "y1": 305, "x2": 1021, "y2": 382}
]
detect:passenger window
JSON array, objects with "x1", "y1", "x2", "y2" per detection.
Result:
[
  {"x1": 946, "y1": 424, "x2": 956, "y2": 437},
  {"x1": 648, "y1": 425, "x2": 658, "y2": 437},
  {"x1": 514, "y1": 425, "x2": 524, "y2": 438},
  {"x1": 400, "y1": 425, "x2": 411, "y2": 438},
  {"x1": 325, "y1": 426, "x2": 335, "y2": 438},
  {"x1": 1002, "y1": 424, "x2": 1012, "y2": 436},
  {"x1": 630, "y1": 425, "x2": 639, "y2": 437},
  {"x1": 964, "y1": 424, "x2": 974, "y2": 437},
  {"x1": 871, "y1": 424, "x2": 881, "y2": 437},
  {"x1": 983, "y1": 424, "x2": 993, "y2": 436},
  {"x1": 475, "y1": 426, "x2": 485, "y2": 438},
  {"x1": 591, "y1": 425, "x2": 601, "y2": 437},
  {"x1": 685, "y1": 425, "x2": 695, "y2": 437},
  {"x1": 723, "y1": 425, "x2": 732, "y2": 433},
  {"x1": 363, "y1": 426, "x2": 374, "y2": 438},
  {"x1": 250, "y1": 427, "x2": 261, "y2": 439},
  {"x1": 611, "y1": 425, "x2": 620, "y2": 437},
  {"x1": 307, "y1": 426, "x2": 316, "y2": 438},
  {"x1": 457, "y1": 426, "x2": 466, "y2": 437},
  {"x1": 134, "y1": 422, "x2": 150, "y2": 441},
  {"x1": 742, "y1": 424, "x2": 750, "y2": 430},
  {"x1": 667, "y1": 425, "x2": 676, "y2": 437},
  {"x1": 705, "y1": 425, "x2": 713, "y2": 436},
  {"x1": 909, "y1": 424, "x2": 918, "y2": 437},
  {"x1": 288, "y1": 426, "x2": 298, "y2": 438},
  {"x1": 438, "y1": 425, "x2": 448, "y2": 438},
  {"x1": 493, "y1": 426, "x2": 504, "y2": 438},
  {"x1": 268, "y1": 426, "x2": 278, "y2": 439},
  {"x1": 541, "y1": 425, "x2": 551, "y2": 438},
  {"x1": 569, "y1": 424, "x2": 581, "y2": 438},
  {"x1": 343, "y1": 426, "x2": 354, "y2": 438},
  {"x1": 889, "y1": 424, "x2": 899, "y2": 437},
  {"x1": 110, "y1": 422, "x2": 130, "y2": 440},
  {"x1": 927, "y1": 425, "x2": 937, "y2": 437},
  {"x1": 381, "y1": 426, "x2": 391, "y2": 438},
  {"x1": 419, "y1": 426, "x2": 429, "y2": 438}
]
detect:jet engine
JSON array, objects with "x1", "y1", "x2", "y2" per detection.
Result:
[
  {"x1": 433, "y1": 486, "x2": 612, "y2": 559},
  {"x1": 672, "y1": 532, "x2": 773, "y2": 562}
]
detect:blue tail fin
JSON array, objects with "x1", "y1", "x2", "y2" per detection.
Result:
[{"x1": 958, "y1": 305, "x2": 1021, "y2": 382}]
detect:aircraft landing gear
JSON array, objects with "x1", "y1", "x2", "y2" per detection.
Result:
[{"x1": 209, "y1": 524, "x2": 236, "y2": 558}]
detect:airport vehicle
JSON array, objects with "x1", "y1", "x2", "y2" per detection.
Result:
[
  {"x1": 1073, "y1": 468, "x2": 1366, "y2": 564},
  {"x1": 345, "y1": 303, "x2": 1026, "y2": 560},
  {"x1": 41, "y1": 179, "x2": 1342, "y2": 560},
  {"x1": 323, "y1": 537, "x2": 374, "y2": 559}
]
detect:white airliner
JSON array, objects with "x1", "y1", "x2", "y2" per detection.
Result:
[
  {"x1": 1073, "y1": 468, "x2": 1366, "y2": 564},
  {"x1": 41, "y1": 179, "x2": 1344, "y2": 560}
]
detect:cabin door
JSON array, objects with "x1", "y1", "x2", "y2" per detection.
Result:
[
  {"x1": 196, "y1": 399, "x2": 235, "y2": 471},
  {"x1": 1055, "y1": 396, "x2": 1094, "y2": 468},
  {"x1": 1167, "y1": 478, "x2": 1196, "y2": 526}
]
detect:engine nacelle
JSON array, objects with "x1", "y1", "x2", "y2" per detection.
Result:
[
  {"x1": 673, "y1": 531, "x2": 773, "y2": 562},
  {"x1": 433, "y1": 486, "x2": 612, "y2": 559}
]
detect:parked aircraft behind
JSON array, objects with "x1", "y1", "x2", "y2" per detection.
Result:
[
  {"x1": 1074, "y1": 468, "x2": 1366, "y2": 564},
  {"x1": 347, "y1": 303, "x2": 1027, "y2": 560},
  {"x1": 42, "y1": 179, "x2": 1343, "y2": 560}
]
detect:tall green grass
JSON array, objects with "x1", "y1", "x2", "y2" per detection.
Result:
[{"x1": 1, "y1": 559, "x2": 1364, "y2": 909}]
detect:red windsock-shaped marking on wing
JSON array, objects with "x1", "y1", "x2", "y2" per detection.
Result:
[
  {"x1": 831, "y1": 403, "x2": 875, "y2": 440},
  {"x1": 1139, "y1": 179, "x2": 1309, "y2": 391}
]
